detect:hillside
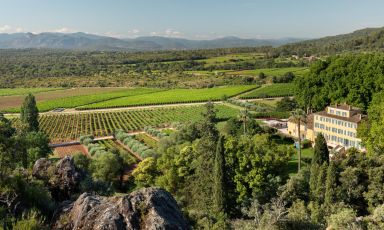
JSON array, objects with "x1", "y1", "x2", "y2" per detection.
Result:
[{"x1": 275, "y1": 27, "x2": 384, "y2": 55}]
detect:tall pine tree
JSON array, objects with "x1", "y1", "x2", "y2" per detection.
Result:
[
  {"x1": 213, "y1": 135, "x2": 226, "y2": 215},
  {"x1": 20, "y1": 93, "x2": 39, "y2": 132},
  {"x1": 312, "y1": 133, "x2": 329, "y2": 165}
]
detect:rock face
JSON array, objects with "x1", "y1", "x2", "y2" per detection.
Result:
[
  {"x1": 32, "y1": 156, "x2": 83, "y2": 200},
  {"x1": 53, "y1": 187, "x2": 189, "y2": 230}
]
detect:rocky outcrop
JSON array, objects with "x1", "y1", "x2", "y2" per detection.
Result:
[
  {"x1": 53, "y1": 187, "x2": 189, "y2": 230},
  {"x1": 32, "y1": 156, "x2": 83, "y2": 200}
]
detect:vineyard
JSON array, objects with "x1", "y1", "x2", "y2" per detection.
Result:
[
  {"x1": 239, "y1": 83, "x2": 295, "y2": 99},
  {"x1": 4, "y1": 87, "x2": 163, "y2": 113},
  {"x1": 77, "y1": 85, "x2": 256, "y2": 109},
  {"x1": 37, "y1": 104, "x2": 240, "y2": 143},
  {"x1": 0, "y1": 87, "x2": 63, "y2": 96}
]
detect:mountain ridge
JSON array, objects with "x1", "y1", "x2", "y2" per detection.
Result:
[{"x1": 0, "y1": 32, "x2": 303, "y2": 50}]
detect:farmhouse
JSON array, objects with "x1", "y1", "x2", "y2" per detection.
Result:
[{"x1": 288, "y1": 104, "x2": 365, "y2": 151}]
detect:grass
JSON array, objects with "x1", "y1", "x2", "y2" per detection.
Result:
[
  {"x1": 4, "y1": 88, "x2": 163, "y2": 112},
  {"x1": 240, "y1": 83, "x2": 295, "y2": 99},
  {"x1": 0, "y1": 88, "x2": 63, "y2": 96},
  {"x1": 197, "y1": 53, "x2": 265, "y2": 66},
  {"x1": 78, "y1": 85, "x2": 256, "y2": 109},
  {"x1": 286, "y1": 147, "x2": 314, "y2": 176},
  {"x1": 253, "y1": 98, "x2": 282, "y2": 107},
  {"x1": 229, "y1": 67, "x2": 309, "y2": 77}
]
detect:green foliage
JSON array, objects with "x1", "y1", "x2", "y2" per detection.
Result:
[
  {"x1": 276, "y1": 97, "x2": 298, "y2": 112},
  {"x1": 213, "y1": 136, "x2": 226, "y2": 214},
  {"x1": 20, "y1": 93, "x2": 39, "y2": 132},
  {"x1": 324, "y1": 162, "x2": 338, "y2": 210},
  {"x1": 326, "y1": 208, "x2": 360, "y2": 230},
  {"x1": 90, "y1": 152, "x2": 122, "y2": 182},
  {"x1": 132, "y1": 157, "x2": 158, "y2": 188},
  {"x1": 312, "y1": 133, "x2": 329, "y2": 165},
  {"x1": 294, "y1": 54, "x2": 384, "y2": 111},
  {"x1": 12, "y1": 211, "x2": 48, "y2": 230},
  {"x1": 73, "y1": 153, "x2": 90, "y2": 171}
]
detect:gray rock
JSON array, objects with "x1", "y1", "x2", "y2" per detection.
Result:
[
  {"x1": 53, "y1": 187, "x2": 189, "y2": 230},
  {"x1": 32, "y1": 156, "x2": 83, "y2": 200}
]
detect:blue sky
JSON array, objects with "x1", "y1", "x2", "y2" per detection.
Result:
[{"x1": 0, "y1": 0, "x2": 384, "y2": 39}]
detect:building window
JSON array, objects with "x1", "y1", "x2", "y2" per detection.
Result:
[
  {"x1": 336, "y1": 111, "x2": 341, "y2": 115},
  {"x1": 342, "y1": 112, "x2": 347, "y2": 117},
  {"x1": 330, "y1": 109, "x2": 334, "y2": 114}
]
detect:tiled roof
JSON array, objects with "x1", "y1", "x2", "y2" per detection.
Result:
[
  {"x1": 314, "y1": 111, "x2": 364, "y2": 123},
  {"x1": 328, "y1": 104, "x2": 361, "y2": 112}
]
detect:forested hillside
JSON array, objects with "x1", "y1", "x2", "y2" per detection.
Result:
[
  {"x1": 294, "y1": 53, "x2": 384, "y2": 111},
  {"x1": 275, "y1": 27, "x2": 384, "y2": 56}
]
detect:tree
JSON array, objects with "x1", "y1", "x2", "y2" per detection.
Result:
[
  {"x1": 324, "y1": 162, "x2": 338, "y2": 211},
  {"x1": 276, "y1": 97, "x2": 298, "y2": 112},
  {"x1": 213, "y1": 135, "x2": 226, "y2": 215},
  {"x1": 312, "y1": 133, "x2": 329, "y2": 165},
  {"x1": 25, "y1": 131, "x2": 51, "y2": 167},
  {"x1": 290, "y1": 109, "x2": 306, "y2": 172},
  {"x1": 90, "y1": 152, "x2": 122, "y2": 183},
  {"x1": 20, "y1": 94, "x2": 39, "y2": 132},
  {"x1": 238, "y1": 109, "x2": 251, "y2": 135},
  {"x1": 132, "y1": 157, "x2": 158, "y2": 188}
]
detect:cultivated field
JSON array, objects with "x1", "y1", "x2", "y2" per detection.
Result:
[
  {"x1": 53, "y1": 144, "x2": 88, "y2": 158},
  {"x1": 0, "y1": 88, "x2": 63, "y2": 96},
  {"x1": 0, "y1": 87, "x2": 128, "y2": 112},
  {"x1": 228, "y1": 67, "x2": 309, "y2": 76},
  {"x1": 4, "y1": 88, "x2": 163, "y2": 113},
  {"x1": 239, "y1": 83, "x2": 295, "y2": 99},
  {"x1": 78, "y1": 85, "x2": 256, "y2": 109},
  {"x1": 34, "y1": 104, "x2": 240, "y2": 143}
]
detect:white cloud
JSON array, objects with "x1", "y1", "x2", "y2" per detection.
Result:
[
  {"x1": 52, "y1": 27, "x2": 76, "y2": 33},
  {"x1": 150, "y1": 29, "x2": 183, "y2": 37},
  {"x1": 0, "y1": 25, "x2": 24, "y2": 33}
]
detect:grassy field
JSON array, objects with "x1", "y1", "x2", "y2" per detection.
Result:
[
  {"x1": 197, "y1": 53, "x2": 265, "y2": 66},
  {"x1": 4, "y1": 88, "x2": 163, "y2": 113},
  {"x1": 229, "y1": 67, "x2": 309, "y2": 77},
  {"x1": 0, "y1": 88, "x2": 63, "y2": 96},
  {"x1": 240, "y1": 83, "x2": 295, "y2": 99},
  {"x1": 285, "y1": 148, "x2": 314, "y2": 176},
  {"x1": 0, "y1": 87, "x2": 129, "y2": 112},
  {"x1": 135, "y1": 133, "x2": 158, "y2": 149},
  {"x1": 78, "y1": 85, "x2": 256, "y2": 109},
  {"x1": 252, "y1": 98, "x2": 282, "y2": 107},
  {"x1": 30, "y1": 104, "x2": 240, "y2": 143}
]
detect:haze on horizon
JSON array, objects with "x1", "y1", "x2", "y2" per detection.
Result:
[{"x1": 0, "y1": 0, "x2": 384, "y2": 40}]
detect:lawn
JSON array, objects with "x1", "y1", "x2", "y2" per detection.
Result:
[
  {"x1": 285, "y1": 147, "x2": 314, "y2": 176},
  {"x1": 253, "y1": 98, "x2": 282, "y2": 107},
  {"x1": 79, "y1": 85, "x2": 256, "y2": 109},
  {"x1": 239, "y1": 83, "x2": 295, "y2": 99}
]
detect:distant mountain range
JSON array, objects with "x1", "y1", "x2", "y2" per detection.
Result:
[{"x1": 0, "y1": 32, "x2": 303, "y2": 51}]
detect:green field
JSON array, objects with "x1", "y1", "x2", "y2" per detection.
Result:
[
  {"x1": 0, "y1": 88, "x2": 63, "y2": 96},
  {"x1": 78, "y1": 85, "x2": 256, "y2": 109},
  {"x1": 229, "y1": 67, "x2": 309, "y2": 77},
  {"x1": 32, "y1": 104, "x2": 240, "y2": 143},
  {"x1": 4, "y1": 88, "x2": 163, "y2": 113},
  {"x1": 240, "y1": 83, "x2": 295, "y2": 99}
]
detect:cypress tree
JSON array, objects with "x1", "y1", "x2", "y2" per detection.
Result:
[
  {"x1": 309, "y1": 163, "x2": 320, "y2": 200},
  {"x1": 312, "y1": 133, "x2": 329, "y2": 165},
  {"x1": 315, "y1": 162, "x2": 328, "y2": 203},
  {"x1": 20, "y1": 93, "x2": 39, "y2": 132},
  {"x1": 324, "y1": 161, "x2": 337, "y2": 209},
  {"x1": 213, "y1": 135, "x2": 226, "y2": 214}
]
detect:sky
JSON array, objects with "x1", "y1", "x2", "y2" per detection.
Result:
[{"x1": 0, "y1": 0, "x2": 384, "y2": 39}]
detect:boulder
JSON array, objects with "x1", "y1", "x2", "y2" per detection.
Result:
[
  {"x1": 32, "y1": 156, "x2": 83, "y2": 200},
  {"x1": 53, "y1": 187, "x2": 189, "y2": 230}
]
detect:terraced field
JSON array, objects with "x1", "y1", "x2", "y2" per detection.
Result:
[
  {"x1": 35, "y1": 104, "x2": 240, "y2": 143},
  {"x1": 229, "y1": 67, "x2": 309, "y2": 77},
  {"x1": 78, "y1": 85, "x2": 256, "y2": 109},
  {"x1": 239, "y1": 83, "x2": 295, "y2": 99}
]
